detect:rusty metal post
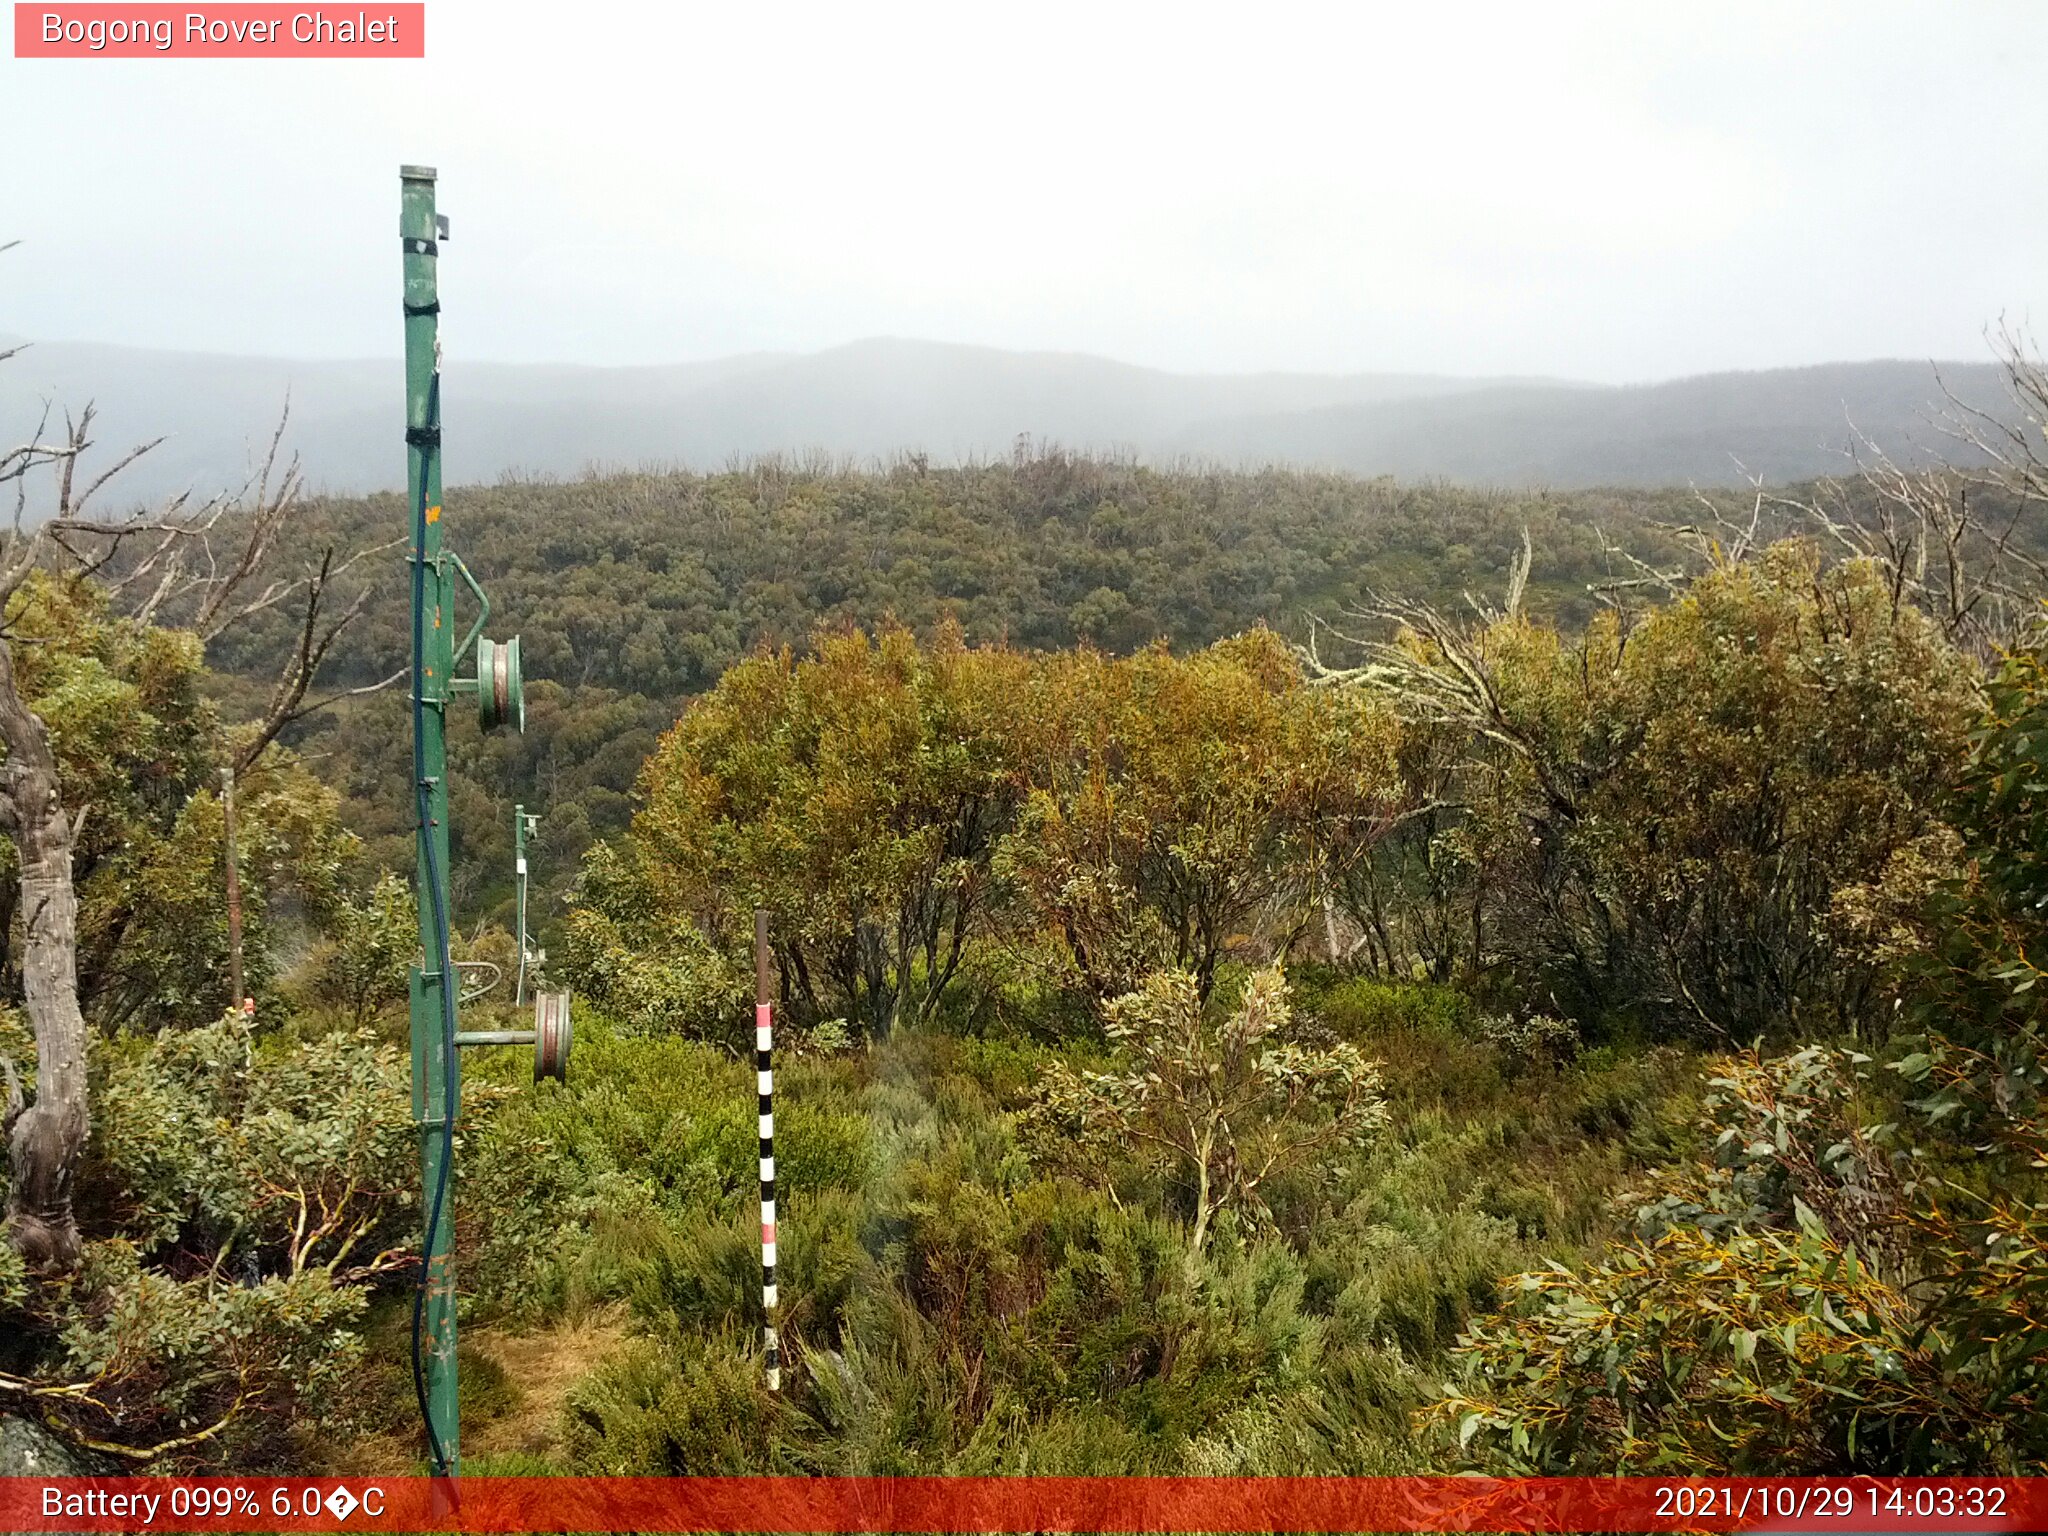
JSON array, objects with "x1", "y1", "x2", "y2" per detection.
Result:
[{"x1": 220, "y1": 767, "x2": 244, "y2": 1010}]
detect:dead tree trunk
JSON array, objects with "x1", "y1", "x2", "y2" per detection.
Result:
[{"x1": 0, "y1": 632, "x2": 87, "y2": 1271}]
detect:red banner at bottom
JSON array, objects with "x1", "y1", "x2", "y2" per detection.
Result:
[{"x1": 4, "y1": 1476, "x2": 2040, "y2": 1533}]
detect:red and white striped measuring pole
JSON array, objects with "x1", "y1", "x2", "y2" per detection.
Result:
[{"x1": 754, "y1": 909, "x2": 781, "y2": 1392}]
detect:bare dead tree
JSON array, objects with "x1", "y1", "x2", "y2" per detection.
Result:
[
  {"x1": 1, "y1": 325, "x2": 400, "y2": 1269},
  {"x1": 1605, "y1": 340, "x2": 2048, "y2": 659},
  {"x1": 62, "y1": 404, "x2": 407, "y2": 768},
  {"x1": 1756, "y1": 451, "x2": 2048, "y2": 660},
  {"x1": 1298, "y1": 530, "x2": 1589, "y2": 985},
  {"x1": 0, "y1": 399, "x2": 108, "y2": 1269},
  {"x1": 1938, "y1": 321, "x2": 2048, "y2": 509},
  {"x1": 1300, "y1": 528, "x2": 1571, "y2": 801}
]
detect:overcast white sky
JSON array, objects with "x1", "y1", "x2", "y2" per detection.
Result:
[{"x1": 3, "y1": 0, "x2": 2043, "y2": 382}]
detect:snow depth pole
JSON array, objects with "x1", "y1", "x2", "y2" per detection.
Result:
[
  {"x1": 756, "y1": 908, "x2": 781, "y2": 1392},
  {"x1": 402, "y1": 162, "x2": 461, "y2": 1478}
]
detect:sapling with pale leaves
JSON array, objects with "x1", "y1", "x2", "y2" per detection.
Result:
[{"x1": 1032, "y1": 966, "x2": 1385, "y2": 1280}]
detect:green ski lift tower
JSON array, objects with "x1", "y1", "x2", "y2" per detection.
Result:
[{"x1": 402, "y1": 164, "x2": 567, "y2": 1478}]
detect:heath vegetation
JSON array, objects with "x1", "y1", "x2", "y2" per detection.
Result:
[{"x1": 4, "y1": 343, "x2": 2047, "y2": 1475}]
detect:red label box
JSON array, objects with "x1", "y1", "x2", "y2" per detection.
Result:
[{"x1": 14, "y1": 3, "x2": 424, "y2": 56}]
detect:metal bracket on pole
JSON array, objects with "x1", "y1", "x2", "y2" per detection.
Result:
[{"x1": 448, "y1": 552, "x2": 490, "y2": 668}]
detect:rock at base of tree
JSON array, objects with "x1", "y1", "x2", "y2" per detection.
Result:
[{"x1": 0, "y1": 1413, "x2": 108, "y2": 1476}]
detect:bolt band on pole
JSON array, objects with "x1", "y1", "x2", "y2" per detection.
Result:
[{"x1": 756, "y1": 908, "x2": 781, "y2": 1393}]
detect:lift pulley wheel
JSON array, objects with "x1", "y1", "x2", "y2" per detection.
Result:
[
  {"x1": 534, "y1": 990, "x2": 572, "y2": 1083},
  {"x1": 476, "y1": 634, "x2": 525, "y2": 732}
]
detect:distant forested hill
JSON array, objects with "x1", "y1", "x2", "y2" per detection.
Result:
[
  {"x1": 210, "y1": 452, "x2": 2039, "y2": 942},
  {"x1": 0, "y1": 333, "x2": 2007, "y2": 503},
  {"x1": 218, "y1": 458, "x2": 1710, "y2": 925},
  {"x1": 228, "y1": 457, "x2": 1704, "y2": 698}
]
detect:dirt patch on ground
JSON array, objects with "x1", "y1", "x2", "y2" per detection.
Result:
[{"x1": 462, "y1": 1305, "x2": 633, "y2": 1462}]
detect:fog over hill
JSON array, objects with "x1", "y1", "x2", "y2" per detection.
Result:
[
  {"x1": 0, "y1": 334, "x2": 2009, "y2": 506},
  {"x1": 1174, "y1": 361, "x2": 2015, "y2": 488}
]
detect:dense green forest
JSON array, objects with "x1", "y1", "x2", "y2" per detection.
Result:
[
  {"x1": 221, "y1": 459, "x2": 1714, "y2": 935},
  {"x1": 5, "y1": 436, "x2": 2047, "y2": 1480}
]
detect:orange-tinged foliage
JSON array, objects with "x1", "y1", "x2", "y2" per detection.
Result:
[{"x1": 599, "y1": 624, "x2": 1403, "y2": 1034}]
